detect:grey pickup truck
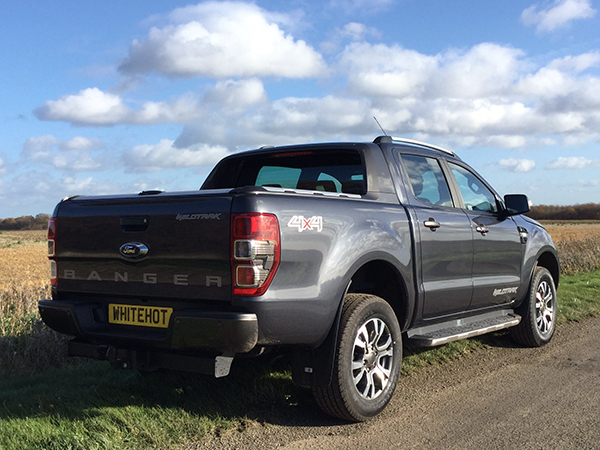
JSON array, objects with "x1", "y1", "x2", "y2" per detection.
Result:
[{"x1": 39, "y1": 136, "x2": 559, "y2": 421}]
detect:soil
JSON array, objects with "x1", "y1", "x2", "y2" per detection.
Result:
[{"x1": 185, "y1": 316, "x2": 600, "y2": 449}]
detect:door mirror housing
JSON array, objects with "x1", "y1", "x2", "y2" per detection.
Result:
[{"x1": 504, "y1": 194, "x2": 530, "y2": 216}]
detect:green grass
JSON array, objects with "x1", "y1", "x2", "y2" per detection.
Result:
[
  {"x1": 0, "y1": 357, "x2": 298, "y2": 450},
  {"x1": 556, "y1": 270, "x2": 600, "y2": 322},
  {"x1": 1, "y1": 270, "x2": 599, "y2": 449}
]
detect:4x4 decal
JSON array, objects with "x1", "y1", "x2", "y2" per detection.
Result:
[{"x1": 287, "y1": 215, "x2": 323, "y2": 232}]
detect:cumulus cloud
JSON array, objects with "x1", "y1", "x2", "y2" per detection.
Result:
[
  {"x1": 203, "y1": 78, "x2": 268, "y2": 113},
  {"x1": 123, "y1": 139, "x2": 229, "y2": 172},
  {"x1": 498, "y1": 158, "x2": 536, "y2": 172},
  {"x1": 341, "y1": 42, "x2": 524, "y2": 99},
  {"x1": 0, "y1": 156, "x2": 6, "y2": 176},
  {"x1": 118, "y1": 2, "x2": 326, "y2": 79},
  {"x1": 21, "y1": 135, "x2": 105, "y2": 171},
  {"x1": 546, "y1": 156, "x2": 600, "y2": 169},
  {"x1": 35, "y1": 88, "x2": 205, "y2": 126},
  {"x1": 522, "y1": 0, "x2": 596, "y2": 33},
  {"x1": 34, "y1": 88, "x2": 129, "y2": 126}
]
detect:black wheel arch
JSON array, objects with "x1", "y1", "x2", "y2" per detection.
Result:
[
  {"x1": 537, "y1": 249, "x2": 560, "y2": 288},
  {"x1": 292, "y1": 258, "x2": 410, "y2": 389}
]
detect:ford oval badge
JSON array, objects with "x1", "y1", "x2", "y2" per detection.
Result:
[{"x1": 119, "y1": 242, "x2": 149, "y2": 259}]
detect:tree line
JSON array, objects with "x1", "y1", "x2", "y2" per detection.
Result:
[
  {"x1": 0, "y1": 214, "x2": 51, "y2": 230},
  {"x1": 528, "y1": 203, "x2": 600, "y2": 221}
]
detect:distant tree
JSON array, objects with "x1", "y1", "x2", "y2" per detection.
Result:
[
  {"x1": 0, "y1": 217, "x2": 19, "y2": 230},
  {"x1": 0, "y1": 213, "x2": 51, "y2": 230},
  {"x1": 529, "y1": 203, "x2": 600, "y2": 220}
]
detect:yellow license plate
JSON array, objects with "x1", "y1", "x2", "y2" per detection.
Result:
[{"x1": 108, "y1": 304, "x2": 173, "y2": 328}]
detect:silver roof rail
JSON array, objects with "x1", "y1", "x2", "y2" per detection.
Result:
[{"x1": 374, "y1": 135, "x2": 455, "y2": 157}]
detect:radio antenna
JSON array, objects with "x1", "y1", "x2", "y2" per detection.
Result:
[{"x1": 373, "y1": 116, "x2": 388, "y2": 136}]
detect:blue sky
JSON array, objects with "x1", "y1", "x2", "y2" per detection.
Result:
[{"x1": 1, "y1": 0, "x2": 599, "y2": 218}]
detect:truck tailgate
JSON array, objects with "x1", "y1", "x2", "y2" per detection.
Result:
[{"x1": 53, "y1": 191, "x2": 232, "y2": 301}]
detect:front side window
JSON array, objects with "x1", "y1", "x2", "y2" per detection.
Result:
[
  {"x1": 400, "y1": 154, "x2": 453, "y2": 207},
  {"x1": 449, "y1": 163, "x2": 498, "y2": 213}
]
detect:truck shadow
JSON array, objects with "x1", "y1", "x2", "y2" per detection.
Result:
[
  {"x1": 0, "y1": 331, "x2": 524, "y2": 432},
  {"x1": 0, "y1": 350, "x2": 343, "y2": 429}
]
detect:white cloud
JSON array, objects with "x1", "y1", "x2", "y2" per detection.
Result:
[
  {"x1": 21, "y1": 135, "x2": 105, "y2": 171},
  {"x1": 0, "y1": 156, "x2": 6, "y2": 176},
  {"x1": 521, "y1": 0, "x2": 596, "y2": 33},
  {"x1": 547, "y1": 52, "x2": 600, "y2": 73},
  {"x1": 123, "y1": 139, "x2": 229, "y2": 172},
  {"x1": 35, "y1": 88, "x2": 205, "y2": 126},
  {"x1": 203, "y1": 78, "x2": 268, "y2": 113},
  {"x1": 340, "y1": 42, "x2": 438, "y2": 97},
  {"x1": 118, "y1": 2, "x2": 326, "y2": 79},
  {"x1": 34, "y1": 88, "x2": 130, "y2": 126},
  {"x1": 483, "y1": 135, "x2": 528, "y2": 148},
  {"x1": 546, "y1": 156, "x2": 600, "y2": 169},
  {"x1": 498, "y1": 158, "x2": 536, "y2": 172}
]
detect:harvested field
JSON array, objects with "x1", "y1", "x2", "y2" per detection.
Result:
[
  {"x1": 540, "y1": 221, "x2": 600, "y2": 275},
  {"x1": 541, "y1": 220, "x2": 600, "y2": 242}
]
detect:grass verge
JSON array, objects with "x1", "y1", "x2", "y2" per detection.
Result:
[{"x1": 1, "y1": 270, "x2": 599, "y2": 449}]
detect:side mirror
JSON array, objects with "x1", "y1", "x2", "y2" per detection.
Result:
[{"x1": 504, "y1": 194, "x2": 530, "y2": 216}]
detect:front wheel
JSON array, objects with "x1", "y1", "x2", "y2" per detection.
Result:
[
  {"x1": 510, "y1": 266, "x2": 557, "y2": 347},
  {"x1": 313, "y1": 294, "x2": 402, "y2": 422}
]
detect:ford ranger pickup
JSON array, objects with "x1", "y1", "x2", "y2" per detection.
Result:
[{"x1": 39, "y1": 136, "x2": 559, "y2": 421}]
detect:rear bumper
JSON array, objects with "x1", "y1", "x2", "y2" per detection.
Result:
[{"x1": 38, "y1": 299, "x2": 258, "y2": 354}]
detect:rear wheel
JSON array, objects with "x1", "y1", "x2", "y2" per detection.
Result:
[
  {"x1": 313, "y1": 294, "x2": 402, "y2": 422},
  {"x1": 511, "y1": 266, "x2": 557, "y2": 347}
]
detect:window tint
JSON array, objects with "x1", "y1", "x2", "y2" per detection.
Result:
[
  {"x1": 255, "y1": 166, "x2": 301, "y2": 189},
  {"x1": 202, "y1": 149, "x2": 366, "y2": 195},
  {"x1": 449, "y1": 163, "x2": 498, "y2": 213},
  {"x1": 401, "y1": 154, "x2": 453, "y2": 207}
]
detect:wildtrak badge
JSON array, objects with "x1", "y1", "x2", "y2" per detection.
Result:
[
  {"x1": 176, "y1": 213, "x2": 222, "y2": 221},
  {"x1": 493, "y1": 287, "x2": 518, "y2": 297}
]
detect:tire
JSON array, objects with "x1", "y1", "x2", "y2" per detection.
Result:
[
  {"x1": 313, "y1": 294, "x2": 402, "y2": 422},
  {"x1": 510, "y1": 266, "x2": 557, "y2": 347}
]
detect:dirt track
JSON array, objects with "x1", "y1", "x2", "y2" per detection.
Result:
[{"x1": 189, "y1": 316, "x2": 600, "y2": 449}]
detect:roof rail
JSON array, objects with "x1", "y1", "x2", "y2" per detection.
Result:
[{"x1": 373, "y1": 135, "x2": 455, "y2": 156}]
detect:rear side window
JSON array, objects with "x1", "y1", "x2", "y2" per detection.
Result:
[
  {"x1": 202, "y1": 149, "x2": 366, "y2": 195},
  {"x1": 400, "y1": 154, "x2": 453, "y2": 207}
]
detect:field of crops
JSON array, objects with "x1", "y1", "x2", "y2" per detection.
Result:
[{"x1": 542, "y1": 221, "x2": 600, "y2": 275}]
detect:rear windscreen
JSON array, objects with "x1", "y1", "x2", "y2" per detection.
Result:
[{"x1": 202, "y1": 150, "x2": 366, "y2": 195}]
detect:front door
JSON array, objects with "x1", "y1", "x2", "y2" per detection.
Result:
[{"x1": 447, "y1": 163, "x2": 523, "y2": 309}]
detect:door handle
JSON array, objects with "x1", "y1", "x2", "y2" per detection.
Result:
[
  {"x1": 424, "y1": 218, "x2": 441, "y2": 230},
  {"x1": 476, "y1": 225, "x2": 489, "y2": 235}
]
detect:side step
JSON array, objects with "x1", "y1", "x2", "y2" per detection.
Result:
[{"x1": 407, "y1": 311, "x2": 521, "y2": 347}]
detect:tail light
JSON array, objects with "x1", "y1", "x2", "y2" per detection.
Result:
[
  {"x1": 48, "y1": 218, "x2": 58, "y2": 286},
  {"x1": 231, "y1": 213, "x2": 280, "y2": 297}
]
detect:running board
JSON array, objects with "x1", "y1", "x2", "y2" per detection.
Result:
[{"x1": 407, "y1": 311, "x2": 521, "y2": 347}]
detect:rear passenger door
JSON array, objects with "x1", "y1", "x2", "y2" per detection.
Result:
[{"x1": 399, "y1": 154, "x2": 474, "y2": 318}]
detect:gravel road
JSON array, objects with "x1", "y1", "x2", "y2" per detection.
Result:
[{"x1": 187, "y1": 317, "x2": 600, "y2": 449}]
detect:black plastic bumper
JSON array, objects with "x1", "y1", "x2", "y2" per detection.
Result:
[{"x1": 38, "y1": 299, "x2": 258, "y2": 355}]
